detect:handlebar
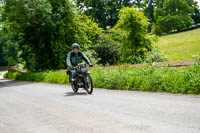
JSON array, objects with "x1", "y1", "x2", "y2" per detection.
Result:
[{"x1": 71, "y1": 63, "x2": 93, "y2": 69}]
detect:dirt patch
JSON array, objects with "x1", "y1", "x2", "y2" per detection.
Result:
[
  {"x1": 152, "y1": 60, "x2": 199, "y2": 67},
  {"x1": 99, "y1": 60, "x2": 200, "y2": 70},
  {"x1": 8, "y1": 67, "x2": 27, "y2": 73}
]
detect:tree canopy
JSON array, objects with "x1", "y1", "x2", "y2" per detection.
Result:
[
  {"x1": 1, "y1": 0, "x2": 77, "y2": 70},
  {"x1": 77, "y1": 0, "x2": 132, "y2": 29},
  {"x1": 115, "y1": 6, "x2": 152, "y2": 63},
  {"x1": 0, "y1": 0, "x2": 199, "y2": 69},
  {"x1": 153, "y1": 0, "x2": 196, "y2": 34}
]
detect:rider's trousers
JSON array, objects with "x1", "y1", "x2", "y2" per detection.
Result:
[{"x1": 71, "y1": 69, "x2": 76, "y2": 79}]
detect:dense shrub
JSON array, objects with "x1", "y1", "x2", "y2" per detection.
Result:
[
  {"x1": 93, "y1": 34, "x2": 120, "y2": 66},
  {"x1": 91, "y1": 64, "x2": 200, "y2": 94},
  {"x1": 4, "y1": 64, "x2": 200, "y2": 94},
  {"x1": 144, "y1": 47, "x2": 168, "y2": 63}
]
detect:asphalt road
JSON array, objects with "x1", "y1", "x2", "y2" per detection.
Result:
[
  {"x1": 0, "y1": 79, "x2": 200, "y2": 133},
  {"x1": 0, "y1": 71, "x2": 7, "y2": 80}
]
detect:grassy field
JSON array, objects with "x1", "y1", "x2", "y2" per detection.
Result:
[{"x1": 156, "y1": 28, "x2": 200, "y2": 61}]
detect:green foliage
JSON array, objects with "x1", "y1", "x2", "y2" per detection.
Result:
[
  {"x1": 1, "y1": 1, "x2": 104, "y2": 70},
  {"x1": 1, "y1": 0, "x2": 76, "y2": 71},
  {"x1": 75, "y1": 14, "x2": 103, "y2": 48},
  {"x1": 0, "y1": 43, "x2": 7, "y2": 66},
  {"x1": 115, "y1": 6, "x2": 152, "y2": 64},
  {"x1": 153, "y1": 14, "x2": 194, "y2": 34},
  {"x1": 74, "y1": 14, "x2": 104, "y2": 66},
  {"x1": 153, "y1": 0, "x2": 195, "y2": 34},
  {"x1": 191, "y1": 4, "x2": 200, "y2": 24},
  {"x1": 76, "y1": 0, "x2": 159, "y2": 29},
  {"x1": 76, "y1": 0, "x2": 132, "y2": 28},
  {"x1": 5, "y1": 64, "x2": 200, "y2": 95},
  {"x1": 93, "y1": 33, "x2": 120, "y2": 65},
  {"x1": 144, "y1": 47, "x2": 167, "y2": 63},
  {"x1": 144, "y1": 0, "x2": 156, "y2": 22},
  {"x1": 0, "y1": 30, "x2": 19, "y2": 66},
  {"x1": 1, "y1": 0, "x2": 198, "y2": 71},
  {"x1": 4, "y1": 71, "x2": 69, "y2": 84},
  {"x1": 91, "y1": 64, "x2": 200, "y2": 94},
  {"x1": 83, "y1": 49, "x2": 100, "y2": 67}
]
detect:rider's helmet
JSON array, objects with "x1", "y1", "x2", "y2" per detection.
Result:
[{"x1": 72, "y1": 43, "x2": 80, "y2": 50}]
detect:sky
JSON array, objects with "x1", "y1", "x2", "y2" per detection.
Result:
[{"x1": 196, "y1": 0, "x2": 200, "y2": 6}]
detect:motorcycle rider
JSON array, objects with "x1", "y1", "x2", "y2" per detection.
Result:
[{"x1": 66, "y1": 43, "x2": 93, "y2": 82}]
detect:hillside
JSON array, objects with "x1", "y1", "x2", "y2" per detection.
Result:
[{"x1": 156, "y1": 28, "x2": 200, "y2": 61}]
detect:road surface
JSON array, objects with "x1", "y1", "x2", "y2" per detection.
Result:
[
  {"x1": 0, "y1": 71, "x2": 7, "y2": 80},
  {"x1": 0, "y1": 79, "x2": 200, "y2": 133}
]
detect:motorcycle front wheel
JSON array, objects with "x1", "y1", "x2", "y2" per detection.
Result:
[{"x1": 85, "y1": 74, "x2": 93, "y2": 94}]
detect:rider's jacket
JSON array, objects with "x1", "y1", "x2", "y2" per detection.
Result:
[{"x1": 66, "y1": 51, "x2": 91, "y2": 68}]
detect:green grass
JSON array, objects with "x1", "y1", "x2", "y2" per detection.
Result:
[
  {"x1": 156, "y1": 28, "x2": 200, "y2": 61},
  {"x1": 4, "y1": 71, "x2": 69, "y2": 84},
  {"x1": 4, "y1": 64, "x2": 200, "y2": 95}
]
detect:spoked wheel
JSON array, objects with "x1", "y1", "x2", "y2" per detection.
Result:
[
  {"x1": 84, "y1": 74, "x2": 93, "y2": 94},
  {"x1": 71, "y1": 82, "x2": 79, "y2": 93}
]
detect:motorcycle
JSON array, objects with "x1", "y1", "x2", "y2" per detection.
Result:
[{"x1": 67, "y1": 63, "x2": 93, "y2": 94}]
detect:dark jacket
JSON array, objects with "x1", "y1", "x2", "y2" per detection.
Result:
[{"x1": 66, "y1": 51, "x2": 91, "y2": 68}]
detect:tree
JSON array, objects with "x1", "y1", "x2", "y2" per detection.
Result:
[
  {"x1": 191, "y1": 3, "x2": 200, "y2": 24},
  {"x1": 144, "y1": 0, "x2": 156, "y2": 22},
  {"x1": 0, "y1": 31, "x2": 19, "y2": 66},
  {"x1": 1, "y1": 0, "x2": 77, "y2": 71},
  {"x1": 153, "y1": 0, "x2": 195, "y2": 34},
  {"x1": 76, "y1": 0, "x2": 158, "y2": 31},
  {"x1": 0, "y1": 11, "x2": 19, "y2": 67},
  {"x1": 133, "y1": 0, "x2": 146, "y2": 8},
  {"x1": 0, "y1": 43, "x2": 7, "y2": 66},
  {"x1": 76, "y1": 0, "x2": 132, "y2": 28},
  {"x1": 143, "y1": 0, "x2": 156, "y2": 32},
  {"x1": 75, "y1": 14, "x2": 103, "y2": 49},
  {"x1": 115, "y1": 6, "x2": 152, "y2": 64}
]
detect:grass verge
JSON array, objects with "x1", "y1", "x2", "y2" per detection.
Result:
[
  {"x1": 0, "y1": 68, "x2": 8, "y2": 72},
  {"x1": 156, "y1": 28, "x2": 200, "y2": 61},
  {"x1": 4, "y1": 64, "x2": 200, "y2": 94}
]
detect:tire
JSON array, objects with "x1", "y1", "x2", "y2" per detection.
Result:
[
  {"x1": 85, "y1": 74, "x2": 93, "y2": 94},
  {"x1": 71, "y1": 82, "x2": 79, "y2": 93}
]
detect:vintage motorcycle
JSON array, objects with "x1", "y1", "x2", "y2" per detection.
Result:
[{"x1": 67, "y1": 63, "x2": 93, "y2": 94}]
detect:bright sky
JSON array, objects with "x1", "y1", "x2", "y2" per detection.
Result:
[{"x1": 196, "y1": 0, "x2": 200, "y2": 6}]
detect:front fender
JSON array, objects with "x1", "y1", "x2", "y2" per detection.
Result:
[{"x1": 81, "y1": 68, "x2": 88, "y2": 73}]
